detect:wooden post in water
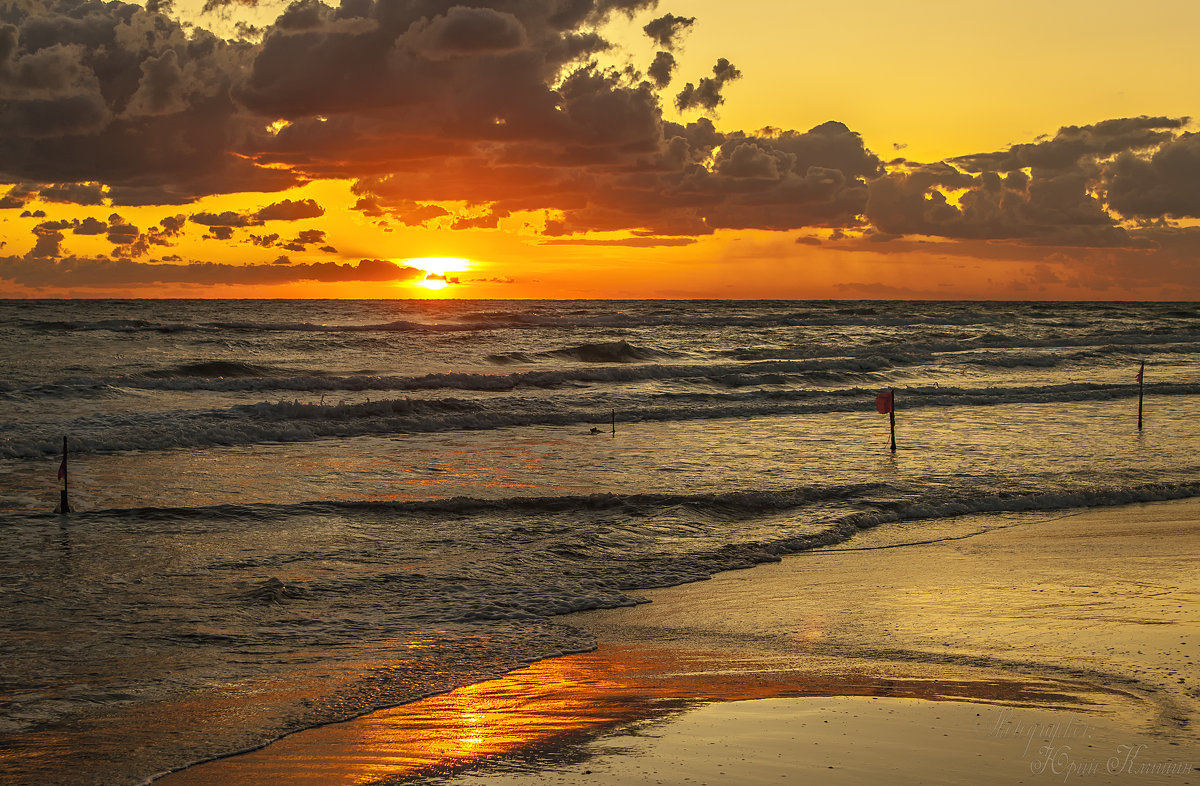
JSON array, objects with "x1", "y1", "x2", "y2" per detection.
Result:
[
  {"x1": 1137, "y1": 361, "x2": 1144, "y2": 431},
  {"x1": 889, "y1": 389, "x2": 897, "y2": 453},
  {"x1": 611, "y1": 408, "x2": 616, "y2": 437},
  {"x1": 56, "y1": 436, "x2": 71, "y2": 514}
]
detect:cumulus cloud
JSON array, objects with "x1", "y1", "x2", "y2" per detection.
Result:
[
  {"x1": 255, "y1": 198, "x2": 324, "y2": 221},
  {"x1": 643, "y1": 13, "x2": 694, "y2": 50},
  {"x1": 0, "y1": 0, "x2": 299, "y2": 200},
  {"x1": 293, "y1": 229, "x2": 325, "y2": 244},
  {"x1": 28, "y1": 223, "x2": 64, "y2": 258},
  {"x1": 73, "y1": 216, "x2": 108, "y2": 235},
  {"x1": 675, "y1": 58, "x2": 741, "y2": 112},
  {"x1": 0, "y1": 0, "x2": 879, "y2": 246},
  {"x1": 158, "y1": 214, "x2": 186, "y2": 235},
  {"x1": 2, "y1": 183, "x2": 39, "y2": 209},
  {"x1": 190, "y1": 198, "x2": 325, "y2": 228},
  {"x1": 646, "y1": 51, "x2": 675, "y2": 88},
  {"x1": 191, "y1": 210, "x2": 255, "y2": 228},
  {"x1": 1105, "y1": 132, "x2": 1200, "y2": 219},
  {"x1": 106, "y1": 217, "x2": 142, "y2": 249},
  {"x1": 451, "y1": 207, "x2": 510, "y2": 230},
  {"x1": 38, "y1": 183, "x2": 106, "y2": 205},
  {"x1": 864, "y1": 116, "x2": 1197, "y2": 248},
  {"x1": 399, "y1": 6, "x2": 529, "y2": 60},
  {"x1": 951, "y1": 116, "x2": 1184, "y2": 173}
]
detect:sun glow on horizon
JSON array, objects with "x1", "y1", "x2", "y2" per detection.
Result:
[
  {"x1": 403, "y1": 257, "x2": 470, "y2": 275},
  {"x1": 402, "y1": 257, "x2": 471, "y2": 292}
]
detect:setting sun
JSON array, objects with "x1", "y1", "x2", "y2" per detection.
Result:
[
  {"x1": 417, "y1": 275, "x2": 448, "y2": 291},
  {"x1": 403, "y1": 257, "x2": 470, "y2": 292}
]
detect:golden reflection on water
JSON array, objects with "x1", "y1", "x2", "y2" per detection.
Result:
[{"x1": 164, "y1": 642, "x2": 1098, "y2": 785}]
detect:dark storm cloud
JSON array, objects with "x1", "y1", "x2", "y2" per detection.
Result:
[
  {"x1": 642, "y1": 13, "x2": 693, "y2": 49},
  {"x1": 0, "y1": 254, "x2": 425, "y2": 287}
]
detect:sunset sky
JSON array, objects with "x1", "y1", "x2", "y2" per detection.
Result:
[{"x1": 2, "y1": 0, "x2": 1199, "y2": 299}]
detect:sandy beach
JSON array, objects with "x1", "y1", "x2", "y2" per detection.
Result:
[{"x1": 159, "y1": 499, "x2": 1199, "y2": 785}]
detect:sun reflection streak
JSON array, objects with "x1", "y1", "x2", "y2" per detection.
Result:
[{"x1": 161, "y1": 643, "x2": 1093, "y2": 785}]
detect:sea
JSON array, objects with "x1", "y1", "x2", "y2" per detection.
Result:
[{"x1": 1, "y1": 299, "x2": 1198, "y2": 784}]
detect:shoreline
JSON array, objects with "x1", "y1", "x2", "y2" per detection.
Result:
[{"x1": 159, "y1": 498, "x2": 1200, "y2": 785}]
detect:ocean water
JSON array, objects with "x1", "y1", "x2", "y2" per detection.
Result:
[{"x1": 1, "y1": 299, "x2": 1198, "y2": 784}]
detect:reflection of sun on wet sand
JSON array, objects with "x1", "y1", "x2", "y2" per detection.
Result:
[{"x1": 162, "y1": 500, "x2": 1200, "y2": 785}]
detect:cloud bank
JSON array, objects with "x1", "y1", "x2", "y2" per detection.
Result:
[{"x1": 0, "y1": 254, "x2": 422, "y2": 287}]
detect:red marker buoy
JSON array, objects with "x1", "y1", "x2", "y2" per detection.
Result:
[{"x1": 875, "y1": 389, "x2": 896, "y2": 452}]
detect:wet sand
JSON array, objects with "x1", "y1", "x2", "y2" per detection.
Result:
[{"x1": 158, "y1": 499, "x2": 1200, "y2": 785}]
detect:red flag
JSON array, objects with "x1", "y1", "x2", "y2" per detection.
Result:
[
  {"x1": 1136, "y1": 362, "x2": 1144, "y2": 384},
  {"x1": 875, "y1": 390, "x2": 894, "y2": 414},
  {"x1": 57, "y1": 438, "x2": 67, "y2": 480}
]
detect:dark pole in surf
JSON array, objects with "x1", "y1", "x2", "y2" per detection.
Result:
[
  {"x1": 1137, "y1": 361, "x2": 1144, "y2": 431},
  {"x1": 875, "y1": 389, "x2": 896, "y2": 453},
  {"x1": 889, "y1": 389, "x2": 896, "y2": 453},
  {"x1": 56, "y1": 436, "x2": 71, "y2": 514},
  {"x1": 611, "y1": 408, "x2": 616, "y2": 437}
]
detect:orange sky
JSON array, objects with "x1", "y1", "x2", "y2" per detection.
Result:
[{"x1": 2, "y1": 0, "x2": 1199, "y2": 299}]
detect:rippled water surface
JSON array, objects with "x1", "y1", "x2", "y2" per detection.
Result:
[{"x1": 1, "y1": 299, "x2": 1198, "y2": 783}]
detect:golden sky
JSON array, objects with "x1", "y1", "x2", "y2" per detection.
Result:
[{"x1": 2, "y1": 0, "x2": 1199, "y2": 299}]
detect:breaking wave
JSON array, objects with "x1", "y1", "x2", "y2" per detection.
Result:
[{"x1": 4, "y1": 380, "x2": 1197, "y2": 458}]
